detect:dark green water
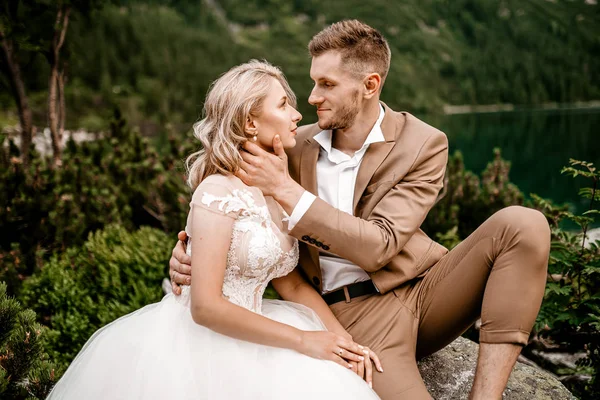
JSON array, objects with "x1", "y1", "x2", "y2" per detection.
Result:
[{"x1": 422, "y1": 108, "x2": 600, "y2": 219}]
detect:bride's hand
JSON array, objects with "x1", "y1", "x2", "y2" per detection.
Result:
[
  {"x1": 349, "y1": 346, "x2": 383, "y2": 389},
  {"x1": 296, "y1": 331, "x2": 367, "y2": 369}
]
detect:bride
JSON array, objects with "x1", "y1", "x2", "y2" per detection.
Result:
[{"x1": 47, "y1": 60, "x2": 381, "y2": 399}]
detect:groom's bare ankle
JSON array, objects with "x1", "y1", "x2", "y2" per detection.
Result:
[{"x1": 469, "y1": 343, "x2": 522, "y2": 399}]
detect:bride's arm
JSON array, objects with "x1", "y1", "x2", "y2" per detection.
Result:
[
  {"x1": 271, "y1": 270, "x2": 352, "y2": 340},
  {"x1": 189, "y1": 205, "x2": 363, "y2": 367}
]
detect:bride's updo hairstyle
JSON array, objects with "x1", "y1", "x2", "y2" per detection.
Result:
[{"x1": 186, "y1": 60, "x2": 297, "y2": 190}]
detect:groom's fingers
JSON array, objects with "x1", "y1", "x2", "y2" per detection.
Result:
[
  {"x1": 235, "y1": 167, "x2": 251, "y2": 186},
  {"x1": 239, "y1": 160, "x2": 255, "y2": 175},
  {"x1": 170, "y1": 253, "x2": 191, "y2": 276},
  {"x1": 239, "y1": 149, "x2": 261, "y2": 166},
  {"x1": 242, "y1": 140, "x2": 268, "y2": 157},
  {"x1": 171, "y1": 270, "x2": 190, "y2": 286},
  {"x1": 171, "y1": 280, "x2": 181, "y2": 295},
  {"x1": 273, "y1": 135, "x2": 286, "y2": 160},
  {"x1": 172, "y1": 241, "x2": 191, "y2": 269}
]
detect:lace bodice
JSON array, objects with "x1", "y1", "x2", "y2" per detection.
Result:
[{"x1": 182, "y1": 174, "x2": 299, "y2": 313}]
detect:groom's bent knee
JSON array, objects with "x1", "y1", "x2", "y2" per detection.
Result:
[
  {"x1": 493, "y1": 206, "x2": 547, "y2": 232},
  {"x1": 492, "y1": 206, "x2": 551, "y2": 255}
]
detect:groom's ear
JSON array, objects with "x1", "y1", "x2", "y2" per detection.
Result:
[
  {"x1": 244, "y1": 116, "x2": 258, "y2": 135},
  {"x1": 363, "y1": 73, "x2": 381, "y2": 99}
]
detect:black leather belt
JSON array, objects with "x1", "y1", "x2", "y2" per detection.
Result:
[{"x1": 322, "y1": 280, "x2": 378, "y2": 306}]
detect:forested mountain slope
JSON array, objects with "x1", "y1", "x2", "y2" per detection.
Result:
[{"x1": 2, "y1": 0, "x2": 598, "y2": 129}]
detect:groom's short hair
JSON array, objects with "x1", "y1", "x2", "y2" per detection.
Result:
[{"x1": 308, "y1": 20, "x2": 391, "y2": 89}]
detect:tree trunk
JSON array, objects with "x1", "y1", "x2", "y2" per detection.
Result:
[
  {"x1": 48, "y1": 64, "x2": 62, "y2": 165},
  {"x1": 47, "y1": 6, "x2": 71, "y2": 167},
  {"x1": 58, "y1": 68, "x2": 66, "y2": 135},
  {"x1": 0, "y1": 30, "x2": 34, "y2": 165}
]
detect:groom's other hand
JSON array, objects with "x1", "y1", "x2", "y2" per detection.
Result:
[
  {"x1": 237, "y1": 135, "x2": 304, "y2": 214},
  {"x1": 169, "y1": 230, "x2": 192, "y2": 295}
]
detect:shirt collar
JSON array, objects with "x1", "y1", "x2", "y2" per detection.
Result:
[{"x1": 314, "y1": 104, "x2": 385, "y2": 156}]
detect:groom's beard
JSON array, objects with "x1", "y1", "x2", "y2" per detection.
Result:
[{"x1": 319, "y1": 90, "x2": 361, "y2": 131}]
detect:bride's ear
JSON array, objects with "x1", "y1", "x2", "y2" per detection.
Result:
[{"x1": 244, "y1": 116, "x2": 258, "y2": 136}]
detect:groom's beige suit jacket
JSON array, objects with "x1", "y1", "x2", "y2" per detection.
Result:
[{"x1": 287, "y1": 103, "x2": 449, "y2": 294}]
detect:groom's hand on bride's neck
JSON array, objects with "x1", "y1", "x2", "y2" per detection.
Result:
[
  {"x1": 237, "y1": 136, "x2": 289, "y2": 197},
  {"x1": 169, "y1": 230, "x2": 192, "y2": 295},
  {"x1": 237, "y1": 136, "x2": 304, "y2": 214}
]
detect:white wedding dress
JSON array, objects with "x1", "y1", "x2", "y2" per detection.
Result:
[{"x1": 47, "y1": 174, "x2": 379, "y2": 399}]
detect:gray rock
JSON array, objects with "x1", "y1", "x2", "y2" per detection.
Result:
[
  {"x1": 586, "y1": 228, "x2": 600, "y2": 249},
  {"x1": 418, "y1": 337, "x2": 576, "y2": 399}
]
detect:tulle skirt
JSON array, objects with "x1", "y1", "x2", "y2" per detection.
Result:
[{"x1": 47, "y1": 290, "x2": 379, "y2": 399}]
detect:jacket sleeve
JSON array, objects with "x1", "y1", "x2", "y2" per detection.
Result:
[{"x1": 289, "y1": 130, "x2": 448, "y2": 273}]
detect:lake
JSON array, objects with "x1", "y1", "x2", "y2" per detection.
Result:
[{"x1": 422, "y1": 108, "x2": 600, "y2": 221}]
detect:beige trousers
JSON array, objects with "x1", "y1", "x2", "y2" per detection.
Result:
[{"x1": 329, "y1": 206, "x2": 551, "y2": 399}]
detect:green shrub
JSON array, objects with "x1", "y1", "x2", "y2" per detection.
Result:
[
  {"x1": 425, "y1": 153, "x2": 600, "y2": 396},
  {"x1": 423, "y1": 148, "x2": 524, "y2": 242},
  {"x1": 0, "y1": 109, "x2": 191, "y2": 295},
  {"x1": 0, "y1": 282, "x2": 58, "y2": 399},
  {"x1": 20, "y1": 224, "x2": 172, "y2": 372},
  {"x1": 532, "y1": 160, "x2": 600, "y2": 397},
  {"x1": 78, "y1": 114, "x2": 108, "y2": 133}
]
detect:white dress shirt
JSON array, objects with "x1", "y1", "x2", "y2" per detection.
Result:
[{"x1": 287, "y1": 105, "x2": 385, "y2": 294}]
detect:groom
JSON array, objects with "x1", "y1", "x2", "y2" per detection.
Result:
[{"x1": 170, "y1": 20, "x2": 550, "y2": 399}]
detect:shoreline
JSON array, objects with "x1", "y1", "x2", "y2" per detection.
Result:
[{"x1": 443, "y1": 100, "x2": 600, "y2": 115}]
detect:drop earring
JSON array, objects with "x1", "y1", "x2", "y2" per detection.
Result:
[{"x1": 252, "y1": 134, "x2": 258, "y2": 142}]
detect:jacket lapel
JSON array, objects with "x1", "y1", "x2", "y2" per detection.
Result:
[
  {"x1": 352, "y1": 104, "x2": 400, "y2": 212},
  {"x1": 299, "y1": 135, "x2": 322, "y2": 276},
  {"x1": 299, "y1": 137, "x2": 321, "y2": 196}
]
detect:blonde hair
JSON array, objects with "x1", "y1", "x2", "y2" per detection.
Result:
[
  {"x1": 186, "y1": 60, "x2": 296, "y2": 190},
  {"x1": 308, "y1": 20, "x2": 391, "y2": 88}
]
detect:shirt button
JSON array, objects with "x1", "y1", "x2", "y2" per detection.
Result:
[
  {"x1": 322, "y1": 245, "x2": 330, "y2": 251},
  {"x1": 308, "y1": 238, "x2": 317, "y2": 244},
  {"x1": 316, "y1": 241, "x2": 323, "y2": 248},
  {"x1": 302, "y1": 235, "x2": 310, "y2": 241},
  {"x1": 312, "y1": 277, "x2": 320, "y2": 286}
]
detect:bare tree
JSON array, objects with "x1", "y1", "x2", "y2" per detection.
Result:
[
  {"x1": 47, "y1": 4, "x2": 71, "y2": 166},
  {"x1": 0, "y1": 5, "x2": 34, "y2": 165},
  {"x1": 0, "y1": 0, "x2": 106, "y2": 167}
]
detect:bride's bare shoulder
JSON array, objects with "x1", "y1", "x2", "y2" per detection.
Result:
[{"x1": 195, "y1": 174, "x2": 261, "y2": 199}]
